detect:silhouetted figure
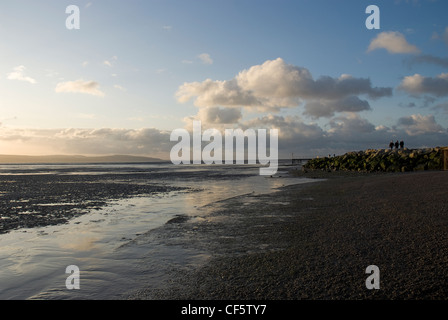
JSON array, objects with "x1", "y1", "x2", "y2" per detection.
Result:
[
  {"x1": 389, "y1": 141, "x2": 394, "y2": 150},
  {"x1": 395, "y1": 140, "x2": 399, "y2": 149},
  {"x1": 400, "y1": 140, "x2": 404, "y2": 149}
]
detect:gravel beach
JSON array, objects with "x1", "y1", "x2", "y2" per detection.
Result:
[{"x1": 129, "y1": 170, "x2": 448, "y2": 300}]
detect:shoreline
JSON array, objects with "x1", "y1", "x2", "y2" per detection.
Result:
[
  {"x1": 0, "y1": 173, "x2": 185, "y2": 235},
  {"x1": 0, "y1": 165, "x2": 305, "y2": 299},
  {"x1": 128, "y1": 170, "x2": 448, "y2": 300}
]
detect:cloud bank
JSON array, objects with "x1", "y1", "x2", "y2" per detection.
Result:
[
  {"x1": 1, "y1": 112, "x2": 446, "y2": 159},
  {"x1": 0, "y1": 127, "x2": 172, "y2": 158}
]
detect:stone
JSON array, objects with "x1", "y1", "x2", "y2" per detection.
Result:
[{"x1": 303, "y1": 147, "x2": 446, "y2": 173}]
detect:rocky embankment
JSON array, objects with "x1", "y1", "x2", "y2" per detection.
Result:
[{"x1": 303, "y1": 147, "x2": 447, "y2": 173}]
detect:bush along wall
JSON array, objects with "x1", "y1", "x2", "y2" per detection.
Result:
[{"x1": 303, "y1": 147, "x2": 444, "y2": 173}]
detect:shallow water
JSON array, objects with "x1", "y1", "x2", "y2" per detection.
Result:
[{"x1": 0, "y1": 162, "x2": 313, "y2": 299}]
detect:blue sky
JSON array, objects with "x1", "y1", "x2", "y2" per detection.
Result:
[{"x1": 1, "y1": 0, "x2": 447, "y2": 158}]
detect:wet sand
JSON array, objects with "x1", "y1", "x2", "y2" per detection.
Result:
[
  {"x1": 128, "y1": 170, "x2": 448, "y2": 300},
  {"x1": 0, "y1": 173, "x2": 185, "y2": 234}
]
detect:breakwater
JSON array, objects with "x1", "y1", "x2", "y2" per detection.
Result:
[{"x1": 303, "y1": 147, "x2": 447, "y2": 173}]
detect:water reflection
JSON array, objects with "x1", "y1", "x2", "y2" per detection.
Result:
[
  {"x1": 58, "y1": 234, "x2": 100, "y2": 252},
  {"x1": 0, "y1": 162, "x2": 311, "y2": 299}
]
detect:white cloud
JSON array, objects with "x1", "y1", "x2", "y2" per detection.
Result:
[
  {"x1": 7, "y1": 65, "x2": 36, "y2": 84},
  {"x1": 367, "y1": 31, "x2": 420, "y2": 54},
  {"x1": 0, "y1": 127, "x2": 172, "y2": 158},
  {"x1": 197, "y1": 106, "x2": 242, "y2": 124},
  {"x1": 397, "y1": 114, "x2": 445, "y2": 136},
  {"x1": 177, "y1": 58, "x2": 391, "y2": 118},
  {"x1": 398, "y1": 73, "x2": 448, "y2": 97},
  {"x1": 238, "y1": 114, "x2": 380, "y2": 156},
  {"x1": 237, "y1": 112, "x2": 447, "y2": 156},
  {"x1": 1, "y1": 114, "x2": 446, "y2": 159},
  {"x1": 103, "y1": 56, "x2": 118, "y2": 67},
  {"x1": 55, "y1": 79, "x2": 105, "y2": 97},
  {"x1": 303, "y1": 96, "x2": 371, "y2": 119},
  {"x1": 198, "y1": 53, "x2": 213, "y2": 65},
  {"x1": 241, "y1": 114, "x2": 324, "y2": 141},
  {"x1": 177, "y1": 78, "x2": 260, "y2": 108},
  {"x1": 114, "y1": 84, "x2": 126, "y2": 91},
  {"x1": 327, "y1": 113, "x2": 376, "y2": 135}
]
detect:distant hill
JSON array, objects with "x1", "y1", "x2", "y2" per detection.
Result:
[{"x1": 0, "y1": 154, "x2": 165, "y2": 164}]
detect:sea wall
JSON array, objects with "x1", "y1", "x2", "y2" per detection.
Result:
[{"x1": 303, "y1": 147, "x2": 446, "y2": 173}]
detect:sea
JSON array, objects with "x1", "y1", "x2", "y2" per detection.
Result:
[{"x1": 0, "y1": 159, "x2": 314, "y2": 300}]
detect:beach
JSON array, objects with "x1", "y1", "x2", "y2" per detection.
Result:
[
  {"x1": 0, "y1": 162, "x2": 307, "y2": 299},
  {"x1": 128, "y1": 170, "x2": 448, "y2": 300},
  {"x1": 1, "y1": 163, "x2": 447, "y2": 300}
]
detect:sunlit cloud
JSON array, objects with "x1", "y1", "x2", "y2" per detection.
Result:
[
  {"x1": 114, "y1": 84, "x2": 126, "y2": 91},
  {"x1": 55, "y1": 79, "x2": 105, "y2": 97},
  {"x1": 398, "y1": 73, "x2": 448, "y2": 97},
  {"x1": 367, "y1": 31, "x2": 420, "y2": 54},
  {"x1": 198, "y1": 53, "x2": 213, "y2": 65},
  {"x1": 1, "y1": 113, "x2": 446, "y2": 158},
  {"x1": 177, "y1": 58, "x2": 392, "y2": 119},
  {"x1": 397, "y1": 114, "x2": 445, "y2": 136},
  {"x1": 0, "y1": 127, "x2": 172, "y2": 158},
  {"x1": 7, "y1": 65, "x2": 36, "y2": 84},
  {"x1": 103, "y1": 56, "x2": 118, "y2": 67}
]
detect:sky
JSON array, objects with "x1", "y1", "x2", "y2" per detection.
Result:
[{"x1": 1, "y1": 0, "x2": 448, "y2": 159}]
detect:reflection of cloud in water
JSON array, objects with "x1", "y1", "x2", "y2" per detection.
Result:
[
  {"x1": 59, "y1": 233, "x2": 99, "y2": 252},
  {"x1": 178, "y1": 175, "x2": 310, "y2": 217},
  {"x1": 0, "y1": 162, "x2": 314, "y2": 299}
]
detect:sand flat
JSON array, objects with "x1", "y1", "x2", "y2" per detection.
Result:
[{"x1": 131, "y1": 171, "x2": 448, "y2": 300}]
